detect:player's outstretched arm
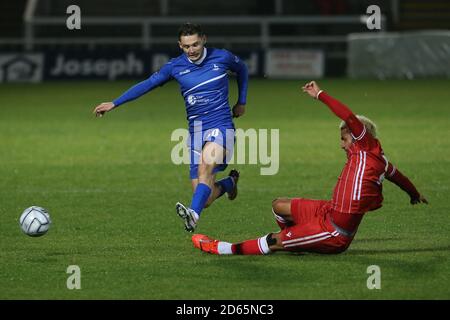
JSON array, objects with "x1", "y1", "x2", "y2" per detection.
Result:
[
  {"x1": 302, "y1": 81, "x2": 365, "y2": 138},
  {"x1": 92, "y1": 78, "x2": 153, "y2": 118},
  {"x1": 92, "y1": 78, "x2": 154, "y2": 118},
  {"x1": 92, "y1": 62, "x2": 173, "y2": 118},
  {"x1": 385, "y1": 162, "x2": 428, "y2": 205}
]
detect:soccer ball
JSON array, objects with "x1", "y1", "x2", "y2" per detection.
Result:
[{"x1": 19, "y1": 206, "x2": 52, "y2": 237}]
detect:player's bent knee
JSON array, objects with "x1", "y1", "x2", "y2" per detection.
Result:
[
  {"x1": 272, "y1": 198, "x2": 282, "y2": 211},
  {"x1": 272, "y1": 198, "x2": 291, "y2": 216}
]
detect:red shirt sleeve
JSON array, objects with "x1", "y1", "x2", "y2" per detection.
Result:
[
  {"x1": 386, "y1": 162, "x2": 421, "y2": 200},
  {"x1": 318, "y1": 91, "x2": 365, "y2": 140}
]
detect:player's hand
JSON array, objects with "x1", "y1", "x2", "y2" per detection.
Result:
[
  {"x1": 410, "y1": 194, "x2": 428, "y2": 205},
  {"x1": 232, "y1": 103, "x2": 245, "y2": 118},
  {"x1": 93, "y1": 102, "x2": 115, "y2": 118},
  {"x1": 302, "y1": 81, "x2": 321, "y2": 99}
]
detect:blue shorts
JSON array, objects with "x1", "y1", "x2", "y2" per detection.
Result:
[{"x1": 188, "y1": 127, "x2": 235, "y2": 179}]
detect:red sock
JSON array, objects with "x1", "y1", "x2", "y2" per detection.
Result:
[{"x1": 231, "y1": 236, "x2": 270, "y2": 255}]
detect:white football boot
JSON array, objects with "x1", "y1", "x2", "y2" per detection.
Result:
[{"x1": 176, "y1": 202, "x2": 198, "y2": 232}]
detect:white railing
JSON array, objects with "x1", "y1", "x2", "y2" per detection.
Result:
[{"x1": 2, "y1": 0, "x2": 386, "y2": 50}]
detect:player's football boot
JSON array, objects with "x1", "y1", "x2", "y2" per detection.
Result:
[
  {"x1": 175, "y1": 202, "x2": 198, "y2": 232},
  {"x1": 191, "y1": 234, "x2": 210, "y2": 249},
  {"x1": 192, "y1": 234, "x2": 219, "y2": 255},
  {"x1": 227, "y1": 169, "x2": 240, "y2": 200}
]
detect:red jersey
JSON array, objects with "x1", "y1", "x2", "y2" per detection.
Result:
[
  {"x1": 331, "y1": 126, "x2": 387, "y2": 214},
  {"x1": 318, "y1": 90, "x2": 420, "y2": 219}
]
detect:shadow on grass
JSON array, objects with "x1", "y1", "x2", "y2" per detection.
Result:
[
  {"x1": 347, "y1": 246, "x2": 450, "y2": 255},
  {"x1": 190, "y1": 245, "x2": 449, "y2": 287},
  {"x1": 353, "y1": 237, "x2": 401, "y2": 243}
]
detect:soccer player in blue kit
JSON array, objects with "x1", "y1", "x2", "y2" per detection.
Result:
[{"x1": 93, "y1": 23, "x2": 249, "y2": 232}]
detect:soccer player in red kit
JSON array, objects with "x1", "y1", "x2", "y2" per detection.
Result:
[{"x1": 191, "y1": 81, "x2": 428, "y2": 256}]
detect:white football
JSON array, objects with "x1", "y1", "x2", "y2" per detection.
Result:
[{"x1": 19, "y1": 206, "x2": 52, "y2": 237}]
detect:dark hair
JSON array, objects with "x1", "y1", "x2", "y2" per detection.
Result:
[{"x1": 178, "y1": 23, "x2": 205, "y2": 39}]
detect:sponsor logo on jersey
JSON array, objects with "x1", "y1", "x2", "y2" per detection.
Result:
[
  {"x1": 187, "y1": 95, "x2": 197, "y2": 105},
  {"x1": 187, "y1": 94, "x2": 212, "y2": 106}
]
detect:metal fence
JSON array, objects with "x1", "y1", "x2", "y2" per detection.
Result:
[{"x1": 13, "y1": 0, "x2": 386, "y2": 50}]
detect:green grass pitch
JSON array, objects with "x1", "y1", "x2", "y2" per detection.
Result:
[{"x1": 0, "y1": 79, "x2": 449, "y2": 299}]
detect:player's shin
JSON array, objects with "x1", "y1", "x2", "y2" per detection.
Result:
[
  {"x1": 231, "y1": 234, "x2": 272, "y2": 255},
  {"x1": 190, "y1": 183, "x2": 212, "y2": 217}
]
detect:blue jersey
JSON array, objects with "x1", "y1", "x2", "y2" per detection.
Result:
[{"x1": 113, "y1": 48, "x2": 248, "y2": 133}]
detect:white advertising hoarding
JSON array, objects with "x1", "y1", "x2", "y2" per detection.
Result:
[{"x1": 265, "y1": 49, "x2": 324, "y2": 79}]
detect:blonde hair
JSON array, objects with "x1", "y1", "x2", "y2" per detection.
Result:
[{"x1": 340, "y1": 115, "x2": 378, "y2": 138}]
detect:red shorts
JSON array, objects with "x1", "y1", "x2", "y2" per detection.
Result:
[{"x1": 279, "y1": 198, "x2": 354, "y2": 254}]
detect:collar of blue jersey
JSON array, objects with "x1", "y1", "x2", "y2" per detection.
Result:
[{"x1": 187, "y1": 48, "x2": 207, "y2": 65}]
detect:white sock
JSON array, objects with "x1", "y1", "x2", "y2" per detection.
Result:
[
  {"x1": 191, "y1": 210, "x2": 200, "y2": 222},
  {"x1": 258, "y1": 235, "x2": 271, "y2": 255},
  {"x1": 217, "y1": 241, "x2": 233, "y2": 255}
]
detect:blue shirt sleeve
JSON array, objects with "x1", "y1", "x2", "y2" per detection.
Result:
[
  {"x1": 113, "y1": 62, "x2": 173, "y2": 107},
  {"x1": 224, "y1": 50, "x2": 248, "y2": 105}
]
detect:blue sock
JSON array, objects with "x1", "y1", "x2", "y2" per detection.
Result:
[
  {"x1": 190, "y1": 183, "x2": 212, "y2": 216},
  {"x1": 215, "y1": 176, "x2": 234, "y2": 198}
]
